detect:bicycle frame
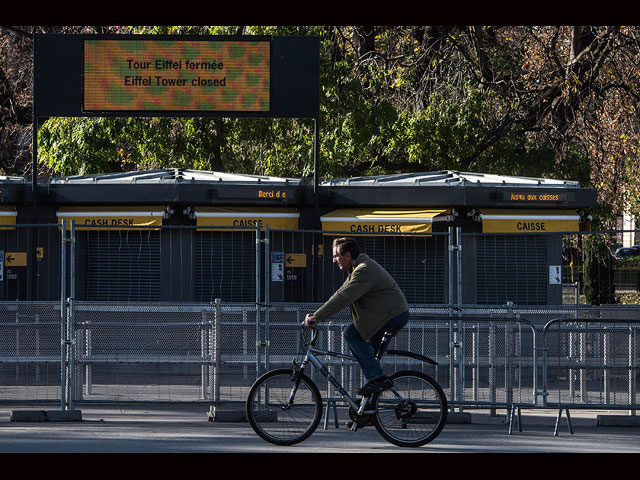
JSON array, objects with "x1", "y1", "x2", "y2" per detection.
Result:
[
  {"x1": 298, "y1": 344, "x2": 364, "y2": 413},
  {"x1": 295, "y1": 327, "x2": 439, "y2": 421}
]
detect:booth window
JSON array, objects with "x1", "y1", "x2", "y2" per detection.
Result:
[
  {"x1": 57, "y1": 206, "x2": 167, "y2": 302},
  {"x1": 475, "y1": 234, "x2": 547, "y2": 305},
  {"x1": 85, "y1": 230, "x2": 161, "y2": 301},
  {"x1": 364, "y1": 236, "x2": 447, "y2": 304},
  {"x1": 194, "y1": 231, "x2": 257, "y2": 302}
]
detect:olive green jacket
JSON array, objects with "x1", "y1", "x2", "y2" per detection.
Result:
[{"x1": 313, "y1": 253, "x2": 408, "y2": 340}]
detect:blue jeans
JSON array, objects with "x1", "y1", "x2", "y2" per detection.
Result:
[{"x1": 343, "y1": 311, "x2": 409, "y2": 383}]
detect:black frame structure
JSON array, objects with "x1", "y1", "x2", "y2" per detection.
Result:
[
  {"x1": 0, "y1": 169, "x2": 597, "y2": 304},
  {"x1": 13, "y1": 34, "x2": 598, "y2": 306},
  {"x1": 32, "y1": 33, "x2": 321, "y2": 195}
]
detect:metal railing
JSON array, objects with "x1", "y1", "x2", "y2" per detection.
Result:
[
  {"x1": 1, "y1": 300, "x2": 640, "y2": 423},
  {"x1": 1, "y1": 220, "x2": 640, "y2": 422},
  {"x1": 542, "y1": 317, "x2": 640, "y2": 411}
]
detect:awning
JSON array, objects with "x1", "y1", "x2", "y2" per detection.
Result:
[
  {"x1": 194, "y1": 207, "x2": 299, "y2": 230},
  {"x1": 478, "y1": 209, "x2": 580, "y2": 233},
  {"x1": 56, "y1": 206, "x2": 167, "y2": 230},
  {"x1": 0, "y1": 206, "x2": 17, "y2": 230},
  {"x1": 320, "y1": 208, "x2": 452, "y2": 235}
]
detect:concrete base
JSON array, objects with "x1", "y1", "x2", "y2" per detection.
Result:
[
  {"x1": 10, "y1": 410, "x2": 82, "y2": 422},
  {"x1": 596, "y1": 415, "x2": 640, "y2": 427},
  {"x1": 446, "y1": 412, "x2": 472, "y2": 424},
  {"x1": 207, "y1": 407, "x2": 469, "y2": 425},
  {"x1": 207, "y1": 407, "x2": 277, "y2": 423}
]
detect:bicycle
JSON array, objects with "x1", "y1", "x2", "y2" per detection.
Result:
[{"x1": 246, "y1": 323, "x2": 448, "y2": 448}]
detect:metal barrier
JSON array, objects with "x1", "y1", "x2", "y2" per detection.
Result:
[
  {"x1": 0, "y1": 302, "x2": 62, "y2": 403},
  {"x1": 542, "y1": 317, "x2": 640, "y2": 411},
  {"x1": 2, "y1": 299, "x2": 640, "y2": 429},
  {"x1": 1, "y1": 220, "x2": 640, "y2": 429},
  {"x1": 446, "y1": 317, "x2": 538, "y2": 410}
]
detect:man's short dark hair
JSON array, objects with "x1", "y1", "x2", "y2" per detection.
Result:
[{"x1": 333, "y1": 237, "x2": 360, "y2": 259}]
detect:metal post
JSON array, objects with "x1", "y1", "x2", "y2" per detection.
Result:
[
  {"x1": 213, "y1": 299, "x2": 221, "y2": 404},
  {"x1": 200, "y1": 306, "x2": 213, "y2": 401},
  {"x1": 255, "y1": 222, "x2": 261, "y2": 379},
  {"x1": 60, "y1": 218, "x2": 67, "y2": 410},
  {"x1": 629, "y1": 326, "x2": 637, "y2": 416},
  {"x1": 447, "y1": 227, "x2": 456, "y2": 410},
  {"x1": 264, "y1": 224, "x2": 270, "y2": 373},
  {"x1": 67, "y1": 298, "x2": 75, "y2": 411},
  {"x1": 505, "y1": 302, "x2": 514, "y2": 407},
  {"x1": 472, "y1": 325, "x2": 479, "y2": 403},
  {"x1": 542, "y1": 327, "x2": 548, "y2": 408},
  {"x1": 489, "y1": 321, "x2": 497, "y2": 414},
  {"x1": 59, "y1": 219, "x2": 77, "y2": 411},
  {"x1": 604, "y1": 326, "x2": 611, "y2": 405},
  {"x1": 456, "y1": 227, "x2": 464, "y2": 411},
  {"x1": 313, "y1": 117, "x2": 319, "y2": 197},
  {"x1": 69, "y1": 220, "x2": 76, "y2": 409}
]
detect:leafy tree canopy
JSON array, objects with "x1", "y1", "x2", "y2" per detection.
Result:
[{"x1": 3, "y1": 26, "x2": 640, "y2": 225}]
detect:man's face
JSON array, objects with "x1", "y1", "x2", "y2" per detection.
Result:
[{"x1": 332, "y1": 246, "x2": 353, "y2": 271}]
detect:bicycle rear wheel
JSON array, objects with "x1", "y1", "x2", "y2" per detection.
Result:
[
  {"x1": 371, "y1": 370, "x2": 448, "y2": 447},
  {"x1": 246, "y1": 368, "x2": 323, "y2": 446}
]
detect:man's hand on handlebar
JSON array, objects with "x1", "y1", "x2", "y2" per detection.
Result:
[{"x1": 304, "y1": 314, "x2": 317, "y2": 328}]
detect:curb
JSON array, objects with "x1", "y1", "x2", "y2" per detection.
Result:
[
  {"x1": 10, "y1": 410, "x2": 82, "y2": 422},
  {"x1": 446, "y1": 412, "x2": 472, "y2": 424},
  {"x1": 596, "y1": 415, "x2": 640, "y2": 427},
  {"x1": 207, "y1": 407, "x2": 471, "y2": 424},
  {"x1": 207, "y1": 408, "x2": 277, "y2": 423}
]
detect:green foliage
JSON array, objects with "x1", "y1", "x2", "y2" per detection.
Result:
[
  {"x1": 36, "y1": 25, "x2": 595, "y2": 187},
  {"x1": 583, "y1": 234, "x2": 617, "y2": 305}
]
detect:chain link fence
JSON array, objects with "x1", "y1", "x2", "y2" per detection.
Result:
[{"x1": 0, "y1": 223, "x2": 639, "y2": 417}]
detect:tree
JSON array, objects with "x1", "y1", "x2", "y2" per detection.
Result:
[
  {"x1": 583, "y1": 233, "x2": 616, "y2": 305},
  {"x1": 5, "y1": 26, "x2": 640, "y2": 226}
]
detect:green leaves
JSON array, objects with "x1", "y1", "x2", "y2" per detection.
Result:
[{"x1": 35, "y1": 26, "x2": 595, "y2": 188}]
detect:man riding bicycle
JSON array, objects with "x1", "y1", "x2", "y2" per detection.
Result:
[{"x1": 304, "y1": 237, "x2": 409, "y2": 397}]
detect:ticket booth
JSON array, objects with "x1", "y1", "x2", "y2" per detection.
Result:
[
  {"x1": 56, "y1": 206, "x2": 167, "y2": 301},
  {"x1": 463, "y1": 208, "x2": 585, "y2": 305},
  {"x1": 191, "y1": 206, "x2": 300, "y2": 303},
  {"x1": 318, "y1": 208, "x2": 454, "y2": 305}
]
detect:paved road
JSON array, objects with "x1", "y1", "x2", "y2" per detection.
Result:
[{"x1": 0, "y1": 404, "x2": 639, "y2": 453}]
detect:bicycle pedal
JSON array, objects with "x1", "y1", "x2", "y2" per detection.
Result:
[{"x1": 345, "y1": 421, "x2": 359, "y2": 432}]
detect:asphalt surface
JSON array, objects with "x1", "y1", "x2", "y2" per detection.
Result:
[{"x1": 0, "y1": 404, "x2": 639, "y2": 454}]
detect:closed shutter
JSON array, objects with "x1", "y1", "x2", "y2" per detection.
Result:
[
  {"x1": 364, "y1": 235, "x2": 447, "y2": 304},
  {"x1": 476, "y1": 235, "x2": 547, "y2": 305},
  {"x1": 194, "y1": 231, "x2": 257, "y2": 302},
  {"x1": 85, "y1": 230, "x2": 161, "y2": 301}
]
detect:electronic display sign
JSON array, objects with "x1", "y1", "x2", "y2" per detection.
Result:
[
  {"x1": 34, "y1": 34, "x2": 318, "y2": 119},
  {"x1": 83, "y1": 39, "x2": 270, "y2": 112},
  {"x1": 498, "y1": 191, "x2": 574, "y2": 204}
]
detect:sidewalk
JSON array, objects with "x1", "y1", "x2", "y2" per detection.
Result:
[{"x1": 0, "y1": 404, "x2": 638, "y2": 453}]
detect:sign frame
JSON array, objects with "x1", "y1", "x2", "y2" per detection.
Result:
[
  {"x1": 32, "y1": 33, "x2": 322, "y2": 194},
  {"x1": 34, "y1": 34, "x2": 319, "y2": 119}
]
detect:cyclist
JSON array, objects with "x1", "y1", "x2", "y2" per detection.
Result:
[{"x1": 305, "y1": 237, "x2": 409, "y2": 396}]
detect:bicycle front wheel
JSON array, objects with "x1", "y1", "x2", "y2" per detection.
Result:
[
  {"x1": 246, "y1": 368, "x2": 323, "y2": 446},
  {"x1": 371, "y1": 370, "x2": 448, "y2": 447}
]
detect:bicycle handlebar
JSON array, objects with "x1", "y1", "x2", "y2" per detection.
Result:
[{"x1": 300, "y1": 321, "x2": 319, "y2": 345}]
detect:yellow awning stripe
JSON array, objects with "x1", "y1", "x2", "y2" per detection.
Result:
[
  {"x1": 195, "y1": 207, "x2": 299, "y2": 230},
  {"x1": 0, "y1": 206, "x2": 16, "y2": 230},
  {"x1": 321, "y1": 208, "x2": 451, "y2": 235},
  {"x1": 57, "y1": 206, "x2": 166, "y2": 230},
  {"x1": 479, "y1": 209, "x2": 580, "y2": 233}
]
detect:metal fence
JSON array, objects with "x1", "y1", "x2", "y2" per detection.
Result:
[{"x1": 0, "y1": 222, "x2": 639, "y2": 420}]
